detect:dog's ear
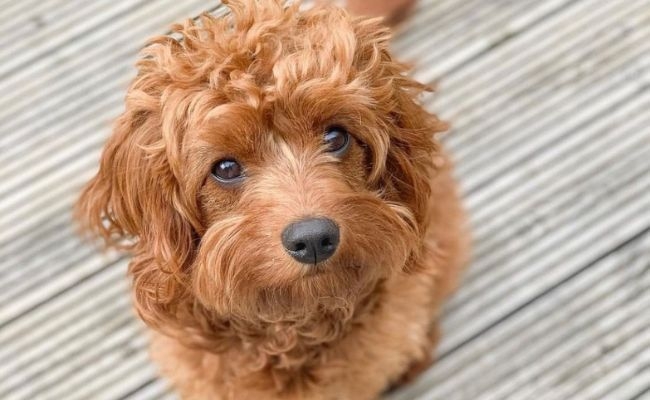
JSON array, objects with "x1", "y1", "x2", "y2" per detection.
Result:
[
  {"x1": 384, "y1": 89, "x2": 447, "y2": 227},
  {"x1": 75, "y1": 73, "x2": 200, "y2": 330},
  {"x1": 351, "y1": 17, "x2": 447, "y2": 227}
]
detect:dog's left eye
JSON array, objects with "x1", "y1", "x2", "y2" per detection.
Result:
[
  {"x1": 211, "y1": 159, "x2": 244, "y2": 184},
  {"x1": 323, "y1": 126, "x2": 350, "y2": 156}
]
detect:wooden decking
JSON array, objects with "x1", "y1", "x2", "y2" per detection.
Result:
[{"x1": 1, "y1": 0, "x2": 649, "y2": 399}]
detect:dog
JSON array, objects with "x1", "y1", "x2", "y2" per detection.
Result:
[{"x1": 76, "y1": 0, "x2": 469, "y2": 398}]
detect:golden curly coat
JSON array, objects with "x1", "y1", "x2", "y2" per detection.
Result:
[{"x1": 76, "y1": 1, "x2": 469, "y2": 398}]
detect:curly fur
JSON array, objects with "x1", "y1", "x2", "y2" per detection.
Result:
[{"x1": 76, "y1": 0, "x2": 469, "y2": 398}]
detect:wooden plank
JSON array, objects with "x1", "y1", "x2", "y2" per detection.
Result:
[
  {"x1": 0, "y1": 268, "x2": 127, "y2": 369},
  {"x1": 1, "y1": 0, "x2": 650, "y2": 399},
  {"x1": 0, "y1": 208, "x2": 76, "y2": 264},
  {"x1": 0, "y1": 1, "x2": 150, "y2": 77},
  {"x1": 124, "y1": 379, "x2": 173, "y2": 400},
  {"x1": 0, "y1": 225, "x2": 88, "y2": 283},
  {"x1": 3, "y1": 321, "x2": 140, "y2": 400},
  {"x1": 0, "y1": 251, "x2": 123, "y2": 327},
  {"x1": 433, "y1": 0, "x2": 646, "y2": 119},
  {"x1": 0, "y1": 0, "x2": 212, "y2": 149},
  {"x1": 395, "y1": 0, "x2": 540, "y2": 60},
  {"x1": 455, "y1": 90, "x2": 650, "y2": 298},
  {"x1": 0, "y1": 0, "x2": 90, "y2": 43},
  {"x1": 408, "y1": 0, "x2": 576, "y2": 83},
  {"x1": 389, "y1": 232, "x2": 650, "y2": 400},
  {"x1": 49, "y1": 336, "x2": 151, "y2": 400},
  {"x1": 597, "y1": 359, "x2": 650, "y2": 400},
  {"x1": 443, "y1": 154, "x2": 650, "y2": 349}
]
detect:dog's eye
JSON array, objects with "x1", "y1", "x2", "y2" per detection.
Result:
[
  {"x1": 211, "y1": 159, "x2": 244, "y2": 184},
  {"x1": 324, "y1": 126, "x2": 350, "y2": 156}
]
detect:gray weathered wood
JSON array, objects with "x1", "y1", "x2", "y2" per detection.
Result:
[{"x1": 1, "y1": 0, "x2": 649, "y2": 399}]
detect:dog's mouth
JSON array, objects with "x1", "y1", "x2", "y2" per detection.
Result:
[
  {"x1": 301, "y1": 264, "x2": 326, "y2": 277},
  {"x1": 299, "y1": 262, "x2": 363, "y2": 279}
]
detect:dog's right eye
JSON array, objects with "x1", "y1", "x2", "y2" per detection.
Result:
[
  {"x1": 211, "y1": 159, "x2": 244, "y2": 184},
  {"x1": 323, "y1": 125, "x2": 350, "y2": 156}
]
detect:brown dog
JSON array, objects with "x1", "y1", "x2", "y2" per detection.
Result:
[{"x1": 76, "y1": 1, "x2": 469, "y2": 398}]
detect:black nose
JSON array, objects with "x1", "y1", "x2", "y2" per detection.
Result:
[{"x1": 281, "y1": 217, "x2": 340, "y2": 265}]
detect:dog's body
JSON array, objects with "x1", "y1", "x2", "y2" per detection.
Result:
[{"x1": 77, "y1": 1, "x2": 469, "y2": 399}]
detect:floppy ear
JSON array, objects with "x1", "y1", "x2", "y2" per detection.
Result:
[
  {"x1": 75, "y1": 75, "x2": 200, "y2": 331},
  {"x1": 384, "y1": 86, "x2": 447, "y2": 227},
  {"x1": 351, "y1": 17, "x2": 447, "y2": 228}
]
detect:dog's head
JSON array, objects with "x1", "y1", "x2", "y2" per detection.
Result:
[{"x1": 77, "y1": 0, "x2": 445, "y2": 337}]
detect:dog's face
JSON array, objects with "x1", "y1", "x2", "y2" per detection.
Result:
[{"x1": 78, "y1": 0, "x2": 445, "y2": 329}]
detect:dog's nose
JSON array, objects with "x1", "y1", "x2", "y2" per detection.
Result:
[{"x1": 281, "y1": 217, "x2": 340, "y2": 265}]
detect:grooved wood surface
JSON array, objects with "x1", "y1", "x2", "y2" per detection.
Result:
[{"x1": 1, "y1": 1, "x2": 649, "y2": 399}]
